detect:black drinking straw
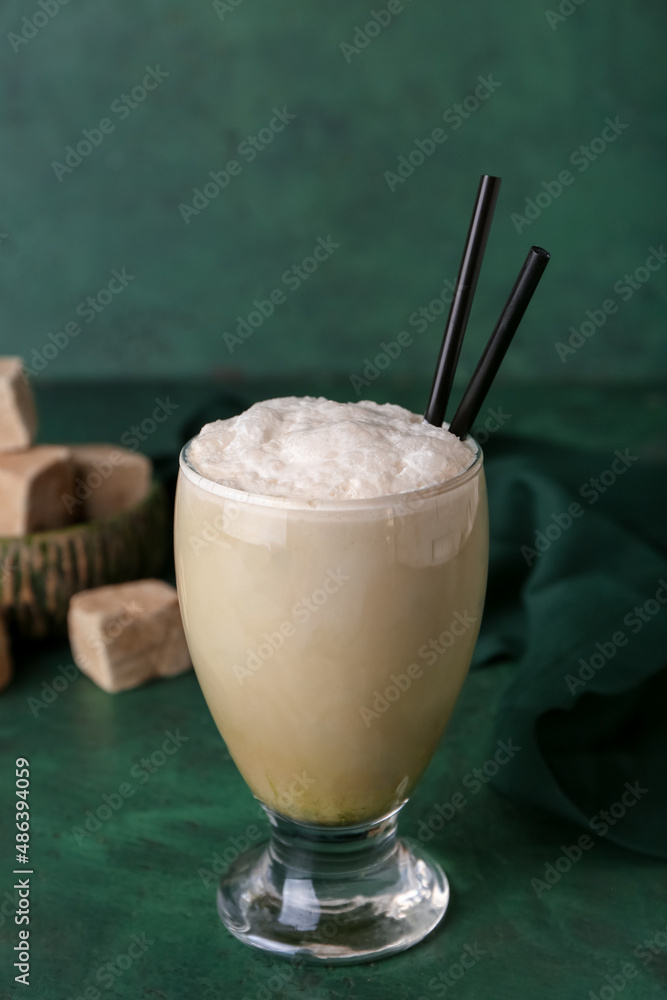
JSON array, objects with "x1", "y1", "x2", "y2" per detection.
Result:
[
  {"x1": 448, "y1": 246, "x2": 551, "y2": 440},
  {"x1": 424, "y1": 173, "x2": 502, "y2": 427}
]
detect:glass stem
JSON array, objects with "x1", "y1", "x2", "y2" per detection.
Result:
[{"x1": 265, "y1": 805, "x2": 402, "y2": 878}]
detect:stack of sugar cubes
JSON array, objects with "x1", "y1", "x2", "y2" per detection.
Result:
[{"x1": 0, "y1": 358, "x2": 190, "y2": 694}]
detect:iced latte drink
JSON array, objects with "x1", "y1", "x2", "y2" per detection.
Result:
[
  {"x1": 174, "y1": 396, "x2": 488, "y2": 961},
  {"x1": 175, "y1": 397, "x2": 487, "y2": 822}
]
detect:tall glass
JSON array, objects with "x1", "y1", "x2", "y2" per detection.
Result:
[{"x1": 175, "y1": 438, "x2": 488, "y2": 963}]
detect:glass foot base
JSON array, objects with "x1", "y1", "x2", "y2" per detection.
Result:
[{"x1": 216, "y1": 807, "x2": 449, "y2": 964}]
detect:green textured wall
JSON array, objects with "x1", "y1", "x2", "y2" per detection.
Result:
[{"x1": 0, "y1": 1, "x2": 665, "y2": 383}]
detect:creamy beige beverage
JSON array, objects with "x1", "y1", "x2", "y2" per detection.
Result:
[{"x1": 175, "y1": 397, "x2": 488, "y2": 825}]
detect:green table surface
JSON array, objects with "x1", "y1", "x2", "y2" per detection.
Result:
[{"x1": 1, "y1": 378, "x2": 666, "y2": 1000}]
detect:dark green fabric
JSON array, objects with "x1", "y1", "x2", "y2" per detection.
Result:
[{"x1": 478, "y1": 439, "x2": 667, "y2": 857}]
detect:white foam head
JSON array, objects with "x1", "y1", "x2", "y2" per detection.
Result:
[{"x1": 186, "y1": 396, "x2": 477, "y2": 501}]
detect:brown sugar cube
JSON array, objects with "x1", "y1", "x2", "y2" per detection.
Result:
[
  {"x1": 0, "y1": 446, "x2": 75, "y2": 536},
  {"x1": 0, "y1": 615, "x2": 12, "y2": 692},
  {"x1": 67, "y1": 445, "x2": 152, "y2": 520},
  {"x1": 67, "y1": 579, "x2": 191, "y2": 693},
  {"x1": 0, "y1": 358, "x2": 37, "y2": 453}
]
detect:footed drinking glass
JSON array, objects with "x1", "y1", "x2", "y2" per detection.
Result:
[{"x1": 174, "y1": 440, "x2": 488, "y2": 963}]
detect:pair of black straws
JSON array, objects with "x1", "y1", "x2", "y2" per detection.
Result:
[{"x1": 424, "y1": 174, "x2": 550, "y2": 439}]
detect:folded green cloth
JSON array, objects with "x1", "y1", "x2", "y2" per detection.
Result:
[{"x1": 478, "y1": 437, "x2": 667, "y2": 857}]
